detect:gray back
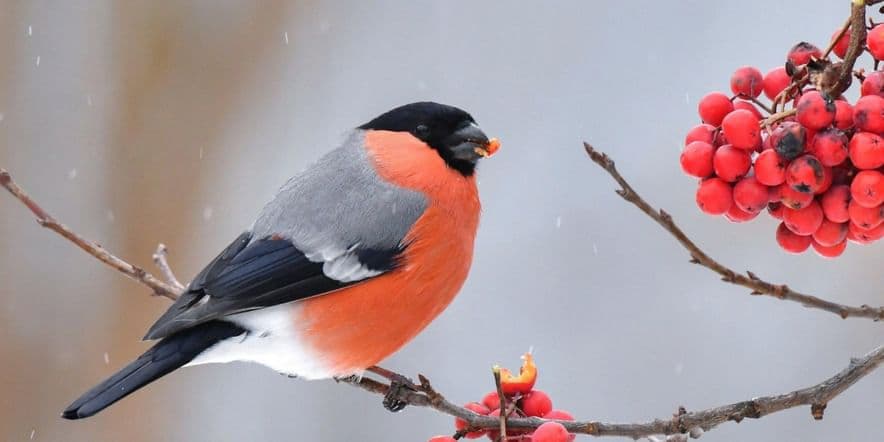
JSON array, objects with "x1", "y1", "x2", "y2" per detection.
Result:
[{"x1": 251, "y1": 130, "x2": 428, "y2": 267}]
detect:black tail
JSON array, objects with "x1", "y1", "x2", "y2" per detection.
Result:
[{"x1": 62, "y1": 321, "x2": 245, "y2": 420}]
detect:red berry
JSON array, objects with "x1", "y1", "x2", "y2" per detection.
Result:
[
  {"x1": 733, "y1": 100, "x2": 764, "y2": 120},
  {"x1": 726, "y1": 203, "x2": 760, "y2": 223},
  {"x1": 770, "y1": 121, "x2": 806, "y2": 160},
  {"x1": 543, "y1": 410, "x2": 575, "y2": 421},
  {"x1": 867, "y1": 24, "x2": 884, "y2": 60},
  {"x1": 853, "y1": 95, "x2": 884, "y2": 133},
  {"x1": 754, "y1": 149, "x2": 787, "y2": 186},
  {"x1": 698, "y1": 92, "x2": 735, "y2": 126},
  {"x1": 861, "y1": 71, "x2": 884, "y2": 97},
  {"x1": 850, "y1": 170, "x2": 884, "y2": 209},
  {"x1": 456, "y1": 402, "x2": 490, "y2": 439},
  {"x1": 776, "y1": 222, "x2": 813, "y2": 253},
  {"x1": 768, "y1": 202, "x2": 785, "y2": 220},
  {"x1": 787, "y1": 42, "x2": 822, "y2": 66},
  {"x1": 730, "y1": 66, "x2": 764, "y2": 98},
  {"x1": 680, "y1": 141, "x2": 716, "y2": 178},
  {"x1": 848, "y1": 200, "x2": 884, "y2": 229},
  {"x1": 696, "y1": 178, "x2": 733, "y2": 215},
  {"x1": 498, "y1": 354, "x2": 537, "y2": 396},
  {"x1": 763, "y1": 67, "x2": 791, "y2": 101},
  {"x1": 815, "y1": 165, "x2": 833, "y2": 195},
  {"x1": 811, "y1": 239, "x2": 847, "y2": 258},
  {"x1": 849, "y1": 221, "x2": 884, "y2": 243},
  {"x1": 776, "y1": 183, "x2": 815, "y2": 209},
  {"x1": 786, "y1": 155, "x2": 826, "y2": 193},
  {"x1": 834, "y1": 100, "x2": 854, "y2": 130},
  {"x1": 848, "y1": 132, "x2": 884, "y2": 169},
  {"x1": 481, "y1": 392, "x2": 503, "y2": 411},
  {"x1": 796, "y1": 91, "x2": 836, "y2": 130},
  {"x1": 821, "y1": 184, "x2": 851, "y2": 222},
  {"x1": 684, "y1": 124, "x2": 717, "y2": 146},
  {"x1": 520, "y1": 390, "x2": 553, "y2": 417},
  {"x1": 712, "y1": 145, "x2": 751, "y2": 182},
  {"x1": 533, "y1": 422, "x2": 571, "y2": 442},
  {"x1": 783, "y1": 200, "x2": 824, "y2": 235},
  {"x1": 810, "y1": 129, "x2": 848, "y2": 166},
  {"x1": 812, "y1": 219, "x2": 848, "y2": 246},
  {"x1": 428, "y1": 436, "x2": 457, "y2": 442},
  {"x1": 831, "y1": 28, "x2": 851, "y2": 59},
  {"x1": 733, "y1": 176, "x2": 770, "y2": 213},
  {"x1": 722, "y1": 109, "x2": 761, "y2": 150}
]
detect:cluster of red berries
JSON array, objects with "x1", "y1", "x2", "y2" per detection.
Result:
[
  {"x1": 428, "y1": 354, "x2": 575, "y2": 442},
  {"x1": 680, "y1": 29, "x2": 884, "y2": 258}
]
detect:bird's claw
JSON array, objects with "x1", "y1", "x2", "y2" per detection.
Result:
[{"x1": 383, "y1": 373, "x2": 417, "y2": 412}]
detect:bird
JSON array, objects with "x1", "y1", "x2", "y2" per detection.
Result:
[{"x1": 61, "y1": 101, "x2": 500, "y2": 420}]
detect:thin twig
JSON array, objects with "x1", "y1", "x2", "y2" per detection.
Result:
[
  {"x1": 344, "y1": 345, "x2": 884, "y2": 438},
  {"x1": 761, "y1": 108, "x2": 797, "y2": 128},
  {"x1": 0, "y1": 169, "x2": 180, "y2": 300},
  {"x1": 582, "y1": 144, "x2": 884, "y2": 321},
  {"x1": 746, "y1": 96, "x2": 774, "y2": 115},
  {"x1": 493, "y1": 366, "x2": 507, "y2": 440},
  {"x1": 152, "y1": 244, "x2": 186, "y2": 292}
]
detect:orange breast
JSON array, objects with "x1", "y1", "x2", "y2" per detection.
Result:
[{"x1": 296, "y1": 130, "x2": 481, "y2": 375}]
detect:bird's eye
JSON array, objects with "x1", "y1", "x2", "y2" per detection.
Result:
[{"x1": 415, "y1": 124, "x2": 429, "y2": 137}]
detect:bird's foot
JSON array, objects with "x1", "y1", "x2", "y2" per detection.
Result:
[{"x1": 383, "y1": 373, "x2": 417, "y2": 413}]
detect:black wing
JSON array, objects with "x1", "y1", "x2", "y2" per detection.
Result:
[{"x1": 143, "y1": 232, "x2": 401, "y2": 340}]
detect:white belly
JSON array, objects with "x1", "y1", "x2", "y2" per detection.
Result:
[{"x1": 185, "y1": 302, "x2": 334, "y2": 380}]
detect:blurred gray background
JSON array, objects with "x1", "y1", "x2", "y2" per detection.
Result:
[{"x1": 2, "y1": 1, "x2": 883, "y2": 441}]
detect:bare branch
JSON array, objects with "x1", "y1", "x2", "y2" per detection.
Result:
[
  {"x1": 152, "y1": 244, "x2": 187, "y2": 292},
  {"x1": 493, "y1": 366, "x2": 508, "y2": 439},
  {"x1": 0, "y1": 169, "x2": 180, "y2": 300},
  {"x1": 826, "y1": 0, "x2": 868, "y2": 98},
  {"x1": 344, "y1": 345, "x2": 884, "y2": 438},
  {"x1": 581, "y1": 144, "x2": 884, "y2": 322}
]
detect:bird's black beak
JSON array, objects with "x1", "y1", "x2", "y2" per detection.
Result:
[{"x1": 448, "y1": 124, "x2": 501, "y2": 162}]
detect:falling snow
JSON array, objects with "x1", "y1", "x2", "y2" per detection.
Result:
[
  {"x1": 67, "y1": 168, "x2": 78, "y2": 179},
  {"x1": 685, "y1": 92, "x2": 690, "y2": 105},
  {"x1": 284, "y1": 31, "x2": 289, "y2": 45},
  {"x1": 86, "y1": 95, "x2": 93, "y2": 106},
  {"x1": 27, "y1": 25, "x2": 32, "y2": 37},
  {"x1": 203, "y1": 206, "x2": 214, "y2": 221},
  {"x1": 35, "y1": 55, "x2": 40, "y2": 66},
  {"x1": 555, "y1": 216, "x2": 562, "y2": 228},
  {"x1": 29, "y1": 429, "x2": 35, "y2": 440},
  {"x1": 592, "y1": 243, "x2": 598, "y2": 255},
  {"x1": 0, "y1": 113, "x2": 4, "y2": 123},
  {"x1": 103, "y1": 352, "x2": 110, "y2": 364}
]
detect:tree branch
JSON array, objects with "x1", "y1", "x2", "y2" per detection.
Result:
[
  {"x1": 0, "y1": 169, "x2": 180, "y2": 300},
  {"x1": 826, "y1": 0, "x2": 868, "y2": 98},
  {"x1": 343, "y1": 345, "x2": 884, "y2": 438},
  {"x1": 152, "y1": 243, "x2": 187, "y2": 292},
  {"x1": 581, "y1": 144, "x2": 884, "y2": 322}
]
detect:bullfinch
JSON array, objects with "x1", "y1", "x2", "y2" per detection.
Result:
[{"x1": 62, "y1": 101, "x2": 499, "y2": 419}]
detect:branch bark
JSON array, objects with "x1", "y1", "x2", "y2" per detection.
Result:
[
  {"x1": 0, "y1": 169, "x2": 180, "y2": 300},
  {"x1": 343, "y1": 345, "x2": 884, "y2": 438},
  {"x1": 582, "y1": 144, "x2": 884, "y2": 322}
]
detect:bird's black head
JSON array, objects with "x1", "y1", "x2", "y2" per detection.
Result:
[{"x1": 359, "y1": 101, "x2": 498, "y2": 176}]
